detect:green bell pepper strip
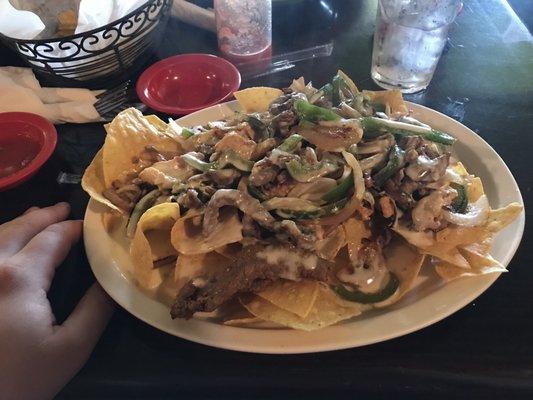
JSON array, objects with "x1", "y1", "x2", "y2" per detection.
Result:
[
  {"x1": 275, "y1": 209, "x2": 322, "y2": 219},
  {"x1": 181, "y1": 128, "x2": 195, "y2": 138},
  {"x1": 285, "y1": 159, "x2": 339, "y2": 183},
  {"x1": 332, "y1": 75, "x2": 342, "y2": 106},
  {"x1": 360, "y1": 117, "x2": 456, "y2": 145},
  {"x1": 182, "y1": 150, "x2": 254, "y2": 172},
  {"x1": 294, "y1": 100, "x2": 341, "y2": 123},
  {"x1": 372, "y1": 145, "x2": 405, "y2": 188},
  {"x1": 277, "y1": 134, "x2": 304, "y2": 152},
  {"x1": 308, "y1": 83, "x2": 334, "y2": 104},
  {"x1": 321, "y1": 172, "x2": 354, "y2": 203},
  {"x1": 247, "y1": 184, "x2": 268, "y2": 201},
  {"x1": 125, "y1": 189, "x2": 160, "y2": 238},
  {"x1": 321, "y1": 198, "x2": 349, "y2": 216},
  {"x1": 215, "y1": 150, "x2": 255, "y2": 171},
  {"x1": 247, "y1": 115, "x2": 264, "y2": 130},
  {"x1": 321, "y1": 83, "x2": 333, "y2": 97},
  {"x1": 332, "y1": 74, "x2": 355, "y2": 106},
  {"x1": 332, "y1": 272, "x2": 400, "y2": 304},
  {"x1": 247, "y1": 115, "x2": 272, "y2": 140},
  {"x1": 421, "y1": 130, "x2": 456, "y2": 145},
  {"x1": 181, "y1": 153, "x2": 211, "y2": 172},
  {"x1": 451, "y1": 182, "x2": 468, "y2": 213}
]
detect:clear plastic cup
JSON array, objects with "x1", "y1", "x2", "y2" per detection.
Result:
[
  {"x1": 215, "y1": 0, "x2": 272, "y2": 64},
  {"x1": 371, "y1": 0, "x2": 462, "y2": 93}
]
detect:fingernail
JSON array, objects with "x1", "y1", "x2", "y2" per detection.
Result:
[{"x1": 57, "y1": 202, "x2": 70, "y2": 209}]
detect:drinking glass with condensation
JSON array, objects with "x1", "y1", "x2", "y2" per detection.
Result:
[
  {"x1": 371, "y1": 0, "x2": 463, "y2": 93},
  {"x1": 215, "y1": 0, "x2": 272, "y2": 65}
]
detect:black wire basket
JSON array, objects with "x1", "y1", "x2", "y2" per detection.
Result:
[{"x1": 0, "y1": 0, "x2": 173, "y2": 89}]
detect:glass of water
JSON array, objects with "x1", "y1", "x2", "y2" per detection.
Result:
[{"x1": 371, "y1": 0, "x2": 462, "y2": 93}]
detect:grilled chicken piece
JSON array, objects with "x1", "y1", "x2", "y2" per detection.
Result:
[{"x1": 138, "y1": 156, "x2": 194, "y2": 189}]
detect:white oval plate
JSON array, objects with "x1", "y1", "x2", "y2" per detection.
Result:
[{"x1": 84, "y1": 101, "x2": 524, "y2": 354}]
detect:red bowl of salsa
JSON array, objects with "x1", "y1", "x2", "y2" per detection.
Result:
[{"x1": 0, "y1": 112, "x2": 57, "y2": 191}]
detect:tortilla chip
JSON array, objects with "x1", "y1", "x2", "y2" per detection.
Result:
[
  {"x1": 171, "y1": 208, "x2": 243, "y2": 255},
  {"x1": 343, "y1": 218, "x2": 371, "y2": 263},
  {"x1": 224, "y1": 316, "x2": 265, "y2": 327},
  {"x1": 424, "y1": 246, "x2": 470, "y2": 268},
  {"x1": 467, "y1": 177, "x2": 484, "y2": 202},
  {"x1": 362, "y1": 89, "x2": 408, "y2": 117},
  {"x1": 428, "y1": 228, "x2": 507, "y2": 281},
  {"x1": 433, "y1": 237, "x2": 501, "y2": 280},
  {"x1": 223, "y1": 308, "x2": 265, "y2": 327},
  {"x1": 130, "y1": 203, "x2": 180, "y2": 289},
  {"x1": 485, "y1": 203, "x2": 523, "y2": 233},
  {"x1": 101, "y1": 211, "x2": 123, "y2": 233},
  {"x1": 102, "y1": 108, "x2": 180, "y2": 187},
  {"x1": 81, "y1": 149, "x2": 123, "y2": 212},
  {"x1": 257, "y1": 280, "x2": 320, "y2": 318},
  {"x1": 460, "y1": 244, "x2": 502, "y2": 269},
  {"x1": 243, "y1": 284, "x2": 361, "y2": 331},
  {"x1": 453, "y1": 162, "x2": 469, "y2": 177},
  {"x1": 145, "y1": 229, "x2": 176, "y2": 262},
  {"x1": 435, "y1": 225, "x2": 485, "y2": 246},
  {"x1": 233, "y1": 87, "x2": 283, "y2": 113},
  {"x1": 396, "y1": 223, "x2": 475, "y2": 268},
  {"x1": 315, "y1": 225, "x2": 346, "y2": 260},
  {"x1": 435, "y1": 256, "x2": 507, "y2": 281},
  {"x1": 145, "y1": 115, "x2": 167, "y2": 132},
  {"x1": 461, "y1": 235, "x2": 493, "y2": 256},
  {"x1": 393, "y1": 222, "x2": 434, "y2": 248},
  {"x1": 376, "y1": 239, "x2": 426, "y2": 307},
  {"x1": 398, "y1": 201, "x2": 522, "y2": 270},
  {"x1": 154, "y1": 268, "x2": 184, "y2": 306},
  {"x1": 434, "y1": 202, "x2": 522, "y2": 246}
]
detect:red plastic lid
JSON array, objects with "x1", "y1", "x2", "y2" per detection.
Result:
[{"x1": 136, "y1": 53, "x2": 241, "y2": 116}]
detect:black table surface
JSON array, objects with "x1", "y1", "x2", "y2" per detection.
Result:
[{"x1": 1, "y1": 0, "x2": 532, "y2": 398}]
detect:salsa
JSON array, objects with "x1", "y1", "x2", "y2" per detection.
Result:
[{"x1": 0, "y1": 136, "x2": 40, "y2": 179}]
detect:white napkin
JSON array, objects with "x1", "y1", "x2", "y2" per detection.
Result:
[
  {"x1": 0, "y1": 0, "x2": 45, "y2": 39},
  {"x1": 0, "y1": 0, "x2": 148, "y2": 40},
  {"x1": 76, "y1": 0, "x2": 147, "y2": 35},
  {"x1": 0, "y1": 67, "x2": 103, "y2": 124}
]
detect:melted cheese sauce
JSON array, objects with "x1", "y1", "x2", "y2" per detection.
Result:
[
  {"x1": 257, "y1": 246, "x2": 318, "y2": 281},
  {"x1": 337, "y1": 267, "x2": 388, "y2": 294}
]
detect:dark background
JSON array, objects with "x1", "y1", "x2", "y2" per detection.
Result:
[{"x1": 1, "y1": 0, "x2": 532, "y2": 398}]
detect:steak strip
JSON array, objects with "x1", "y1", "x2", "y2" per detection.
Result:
[{"x1": 170, "y1": 244, "x2": 333, "y2": 319}]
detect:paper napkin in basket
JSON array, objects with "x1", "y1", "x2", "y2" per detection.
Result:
[{"x1": 0, "y1": 0, "x2": 150, "y2": 78}]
